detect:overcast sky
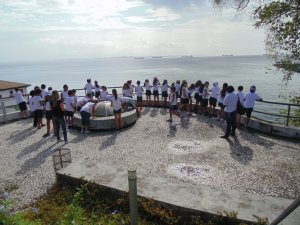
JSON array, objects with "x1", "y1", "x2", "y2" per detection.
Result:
[{"x1": 0, "y1": 0, "x2": 266, "y2": 62}]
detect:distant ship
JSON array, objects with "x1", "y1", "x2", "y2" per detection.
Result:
[
  {"x1": 221, "y1": 54, "x2": 234, "y2": 57},
  {"x1": 181, "y1": 55, "x2": 193, "y2": 58},
  {"x1": 134, "y1": 57, "x2": 144, "y2": 59},
  {"x1": 152, "y1": 56, "x2": 163, "y2": 58}
]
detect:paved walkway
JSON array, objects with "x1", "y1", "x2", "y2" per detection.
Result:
[
  {"x1": 58, "y1": 160, "x2": 296, "y2": 223},
  {"x1": 0, "y1": 108, "x2": 299, "y2": 210}
]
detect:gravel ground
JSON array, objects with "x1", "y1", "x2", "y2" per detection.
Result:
[{"x1": 0, "y1": 108, "x2": 299, "y2": 209}]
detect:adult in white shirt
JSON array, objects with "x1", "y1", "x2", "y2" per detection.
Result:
[
  {"x1": 244, "y1": 85, "x2": 263, "y2": 127},
  {"x1": 41, "y1": 84, "x2": 47, "y2": 100},
  {"x1": 60, "y1": 84, "x2": 69, "y2": 102},
  {"x1": 221, "y1": 85, "x2": 238, "y2": 139},
  {"x1": 11, "y1": 88, "x2": 28, "y2": 118},
  {"x1": 32, "y1": 89, "x2": 44, "y2": 129},
  {"x1": 179, "y1": 80, "x2": 189, "y2": 117}
]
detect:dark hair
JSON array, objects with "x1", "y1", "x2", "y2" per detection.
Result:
[
  {"x1": 94, "y1": 80, "x2": 99, "y2": 88},
  {"x1": 227, "y1": 85, "x2": 234, "y2": 93},
  {"x1": 41, "y1": 84, "x2": 46, "y2": 89},
  {"x1": 238, "y1": 86, "x2": 243, "y2": 91},
  {"x1": 112, "y1": 89, "x2": 117, "y2": 100},
  {"x1": 29, "y1": 90, "x2": 35, "y2": 97},
  {"x1": 72, "y1": 89, "x2": 76, "y2": 93},
  {"x1": 63, "y1": 84, "x2": 68, "y2": 89},
  {"x1": 195, "y1": 80, "x2": 202, "y2": 87},
  {"x1": 162, "y1": 80, "x2": 167, "y2": 85},
  {"x1": 34, "y1": 88, "x2": 42, "y2": 95},
  {"x1": 68, "y1": 90, "x2": 73, "y2": 96},
  {"x1": 188, "y1": 83, "x2": 195, "y2": 90},
  {"x1": 87, "y1": 79, "x2": 91, "y2": 83},
  {"x1": 14, "y1": 88, "x2": 19, "y2": 92},
  {"x1": 221, "y1": 83, "x2": 228, "y2": 98},
  {"x1": 137, "y1": 80, "x2": 140, "y2": 85},
  {"x1": 171, "y1": 86, "x2": 176, "y2": 92}
]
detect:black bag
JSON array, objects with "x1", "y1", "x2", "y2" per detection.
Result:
[{"x1": 237, "y1": 94, "x2": 245, "y2": 115}]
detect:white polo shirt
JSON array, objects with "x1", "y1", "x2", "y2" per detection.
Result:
[
  {"x1": 244, "y1": 92, "x2": 262, "y2": 108},
  {"x1": 224, "y1": 93, "x2": 238, "y2": 113}
]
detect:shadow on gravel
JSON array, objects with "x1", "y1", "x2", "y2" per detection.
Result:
[
  {"x1": 16, "y1": 143, "x2": 57, "y2": 175},
  {"x1": 140, "y1": 107, "x2": 150, "y2": 115},
  {"x1": 7, "y1": 127, "x2": 36, "y2": 144},
  {"x1": 168, "y1": 122, "x2": 177, "y2": 137},
  {"x1": 99, "y1": 132, "x2": 117, "y2": 151},
  {"x1": 16, "y1": 137, "x2": 50, "y2": 159},
  {"x1": 180, "y1": 116, "x2": 190, "y2": 129},
  {"x1": 227, "y1": 136, "x2": 253, "y2": 165},
  {"x1": 150, "y1": 108, "x2": 158, "y2": 117},
  {"x1": 159, "y1": 108, "x2": 168, "y2": 116}
]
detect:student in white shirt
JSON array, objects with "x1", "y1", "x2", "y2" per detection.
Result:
[
  {"x1": 32, "y1": 89, "x2": 44, "y2": 129},
  {"x1": 80, "y1": 99, "x2": 97, "y2": 134},
  {"x1": 111, "y1": 89, "x2": 122, "y2": 130},
  {"x1": 84, "y1": 78, "x2": 94, "y2": 95},
  {"x1": 217, "y1": 83, "x2": 228, "y2": 122},
  {"x1": 201, "y1": 81, "x2": 210, "y2": 115},
  {"x1": 94, "y1": 80, "x2": 101, "y2": 99},
  {"x1": 152, "y1": 77, "x2": 160, "y2": 106},
  {"x1": 167, "y1": 86, "x2": 179, "y2": 122},
  {"x1": 175, "y1": 80, "x2": 181, "y2": 99},
  {"x1": 236, "y1": 86, "x2": 245, "y2": 127},
  {"x1": 221, "y1": 85, "x2": 238, "y2": 139},
  {"x1": 188, "y1": 83, "x2": 195, "y2": 115},
  {"x1": 43, "y1": 93, "x2": 55, "y2": 137},
  {"x1": 122, "y1": 83, "x2": 132, "y2": 98},
  {"x1": 11, "y1": 88, "x2": 28, "y2": 118},
  {"x1": 179, "y1": 80, "x2": 189, "y2": 118},
  {"x1": 60, "y1": 84, "x2": 69, "y2": 102},
  {"x1": 194, "y1": 80, "x2": 202, "y2": 113},
  {"x1": 28, "y1": 90, "x2": 36, "y2": 126},
  {"x1": 244, "y1": 85, "x2": 263, "y2": 127},
  {"x1": 161, "y1": 80, "x2": 169, "y2": 107},
  {"x1": 209, "y1": 82, "x2": 221, "y2": 117},
  {"x1": 144, "y1": 79, "x2": 151, "y2": 105},
  {"x1": 100, "y1": 86, "x2": 108, "y2": 101},
  {"x1": 65, "y1": 90, "x2": 75, "y2": 128},
  {"x1": 41, "y1": 84, "x2": 47, "y2": 100},
  {"x1": 135, "y1": 80, "x2": 143, "y2": 114}
]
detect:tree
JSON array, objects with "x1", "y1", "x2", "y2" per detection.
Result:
[{"x1": 214, "y1": 0, "x2": 300, "y2": 79}]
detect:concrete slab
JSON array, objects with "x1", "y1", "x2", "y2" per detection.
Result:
[{"x1": 57, "y1": 159, "x2": 295, "y2": 223}]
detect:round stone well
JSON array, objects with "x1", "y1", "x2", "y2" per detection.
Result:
[{"x1": 74, "y1": 101, "x2": 137, "y2": 130}]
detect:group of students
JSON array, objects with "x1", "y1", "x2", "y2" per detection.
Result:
[{"x1": 12, "y1": 78, "x2": 262, "y2": 139}]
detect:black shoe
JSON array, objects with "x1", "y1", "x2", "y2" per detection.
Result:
[
  {"x1": 220, "y1": 135, "x2": 229, "y2": 139},
  {"x1": 230, "y1": 133, "x2": 236, "y2": 136}
]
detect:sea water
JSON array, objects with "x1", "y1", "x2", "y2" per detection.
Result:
[{"x1": 1, "y1": 55, "x2": 299, "y2": 121}]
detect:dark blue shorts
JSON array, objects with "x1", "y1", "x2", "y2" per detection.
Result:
[
  {"x1": 137, "y1": 96, "x2": 143, "y2": 102},
  {"x1": 46, "y1": 110, "x2": 53, "y2": 120},
  {"x1": 153, "y1": 90, "x2": 159, "y2": 96},
  {"x1": 113, "y1": 108, "x2": 122, "y2": 114},
  {"x1": 245, "y1": 108, "x2": 253, "y2": 117},
  {"x1": 80, "y1": 111, "x2": 90, "y2": 126},
  {"x1": 18, "y1": 101, "x2": 27, "y2": 111},
  {"x1": 35, "y1": 109, "x2": 43, "y2": 119},
  {"x1": 146, "y1": 90, "x2": 151, "y2": 96}
]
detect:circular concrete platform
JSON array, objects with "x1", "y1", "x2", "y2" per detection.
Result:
[{"x1": 74, "y1": 101, "x2": 137, "y2": 130}]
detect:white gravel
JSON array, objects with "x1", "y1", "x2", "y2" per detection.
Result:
[{"x1": 0, "y1": 108, "x2": 299, "y2": 209}]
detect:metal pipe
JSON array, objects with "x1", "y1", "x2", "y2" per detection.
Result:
[
  {"x1": 128, "y1": 168, "x2": 138, "y2": 225},
  {"x1": 286, "y1": 105, "x2": 291, "y2": 126},
  {"x1": 270, "y1": 197, "x2": 300, "y2": 225}
]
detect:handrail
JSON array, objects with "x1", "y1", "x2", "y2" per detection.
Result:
[
  {"x1": 270, "y1": 196, "x2": 300, "y2": 225},
  {"x1": 2, "y1": 86, "x2": 299, "y2": 126}
]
